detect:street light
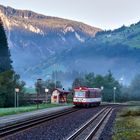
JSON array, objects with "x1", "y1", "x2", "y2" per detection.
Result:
[
  {"x1": 45, "y1": 88, "x2": 49, "y2": 103},
  {"x1": 15, "y1": 88, "x2": 19, "y2": 108},
  {"x1": 101, "y1": 86, "x2": 104, "y2": 90},
  {"x1": 101, "y1": 86, "x2": 104, "y2": 102},
  {"x1": 113, "y1": 87, "x2": 116, "y2": 103}
]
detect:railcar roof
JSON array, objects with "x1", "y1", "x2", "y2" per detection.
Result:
[{"x1": 74, "y1": 87, "x2": 101, "y2": 92}]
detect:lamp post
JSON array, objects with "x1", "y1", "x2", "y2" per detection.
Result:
[
  {"x1": 101, "y1": 86, "x2": 104, "y2": 90},
  {"x1": 45, "y1": 88, "x2": 49, "y2": 103},
  {"x1": 36, "y1": 78, "x2": 42, "y2": 109},
  {"x1": 101, "y1": 86, "x2": 104, "y2": 102},
  {"x1": 113, "y1": 87, "x2": 116, "y2": 103},
  {"x1": 15, "y1": 88, "x2": 19, "y2": 108}
]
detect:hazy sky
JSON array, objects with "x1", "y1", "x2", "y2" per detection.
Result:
[{"x1": 0, "y1": 0, "x2": 140, "y2": 30}]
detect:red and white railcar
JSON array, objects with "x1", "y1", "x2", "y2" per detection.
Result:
[{"x1": 73, "y1": 87, "x2": 102, "y2": 107}]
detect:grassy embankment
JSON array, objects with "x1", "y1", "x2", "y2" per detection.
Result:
[
  {"x1": 113, "y1": 103, "x2": 140, "y2": 140},
  {"x1": 0, "y1": 103, "x2": 72, "y2": 117}
]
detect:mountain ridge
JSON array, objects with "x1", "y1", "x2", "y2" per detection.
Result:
[{"x1": 0, "y1": 5, "x2": 102, "y2": 36}]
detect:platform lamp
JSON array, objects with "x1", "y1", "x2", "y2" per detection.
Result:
[
  {"x1": 113, "y1": 87, "x2": 117, "y2": 103},
  {"x1": 45, "y1": 88, "x2": 49, "y2": 103},
  {"x1": 101, "y1": 86, "x2": 104, "y2": 102},
  {"x1": 101, "y1": 86, "x2": 104, "y2": 90},
  {"x1": 15, "y1": 88, "x2": 20, "y2": 108}
]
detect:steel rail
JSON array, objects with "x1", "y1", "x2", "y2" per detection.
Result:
[
  {"x1": 0, "y1": 107, "x2": 79, "y2": 138},
  {"x1": 66, "y1": 107, "x2": 108, "y2": 140},
  {"x1": 85, "y1": 107, "x2": 112, "y2": 140}
]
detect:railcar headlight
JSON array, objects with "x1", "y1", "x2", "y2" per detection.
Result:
[{"x1": 82, "y1": 99, "x2": 86, "y2": 102}]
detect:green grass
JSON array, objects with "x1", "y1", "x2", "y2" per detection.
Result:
[
  {"x1": 126, "y1": 101, "x2": 140, "y2": 106},
  {"x1": 120, "y1": 107, "x2": 140, "y2": 117},
  {"x1": 0, "y1": 103, "x2": 72, "y2": 117},
  {"x1": 112, "y1": 106, "x2": 140, "y2": 140}
]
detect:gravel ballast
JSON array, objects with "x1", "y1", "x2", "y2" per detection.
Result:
[
  {"x1": 3, "y1": 105, "x2": 121, "y2": 140},
  {"x1": 4, "y1": 106, "x2": 104, "y2": 140}
]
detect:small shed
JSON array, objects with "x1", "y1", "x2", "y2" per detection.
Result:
[{"x1": 51, "y1": 88, "x2": 69, "y2": 104}]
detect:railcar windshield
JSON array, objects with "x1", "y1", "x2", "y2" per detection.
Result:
[{"x1": 74, "y1": 91, "x2": 85, "y2": 97}]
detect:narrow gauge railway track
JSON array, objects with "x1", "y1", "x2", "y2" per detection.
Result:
[
  {"x1": 67, "y1": 107, "x2": 113, "y2": 140},
  {"x1": 0, "y1": 107, "x2": 79, "y2": 139}
]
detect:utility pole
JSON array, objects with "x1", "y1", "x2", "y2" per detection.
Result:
[{"x1": 36, "y1": 78, "x2": 42, "y2": 109}]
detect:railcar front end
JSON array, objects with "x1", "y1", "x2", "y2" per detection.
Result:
[{"x1": 73, "y1": 87, "x2": 101, "y2": 107}]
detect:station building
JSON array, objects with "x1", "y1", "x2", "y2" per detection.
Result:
[{"x1": 51, "y1": 88, "x2": 69, "y2": 104}]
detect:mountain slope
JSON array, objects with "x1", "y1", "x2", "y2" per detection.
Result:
[{"x1": 0, "y1": 5, "x2": 101, "y2": 82}]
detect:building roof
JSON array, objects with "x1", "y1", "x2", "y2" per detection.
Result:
[
  {"x1": 24, "y1": 87, "x2": 36, "y2": 94},
  {"x1": 54, "y1": 88, "x2": 70, "y2": 94}
]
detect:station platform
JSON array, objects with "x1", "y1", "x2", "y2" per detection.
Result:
[{"x1": 0, "y1": 105, "x2": 72, "y2": 127}]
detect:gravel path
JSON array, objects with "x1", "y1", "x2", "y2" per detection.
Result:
[{"x1": 4, "y1": 106, "x2": 105, "y2": 140}]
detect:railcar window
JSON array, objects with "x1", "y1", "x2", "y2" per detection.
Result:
[
  {"x1": 90, "y1": 91, "x2": 94, "y2": 98},
  {"x1": 87, "y1": 91, "x2": 90, "y2": 97},
  {"x1": 94, "y1": 91, "x2": 97, "y2": 98},
  {"x1": 75, "y1": 91, "x2": 85, "y2": 97},
  {"x1": 96, "y1": 92, "x2": 100, "y2": 97}
]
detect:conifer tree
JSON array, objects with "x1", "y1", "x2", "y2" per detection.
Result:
[
  {"x1": 0, "y1": 17, "x2": 25, "y2": 107},
  {"x1": 0, "y1": 17, "x2": 12, "y2": 72}
]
